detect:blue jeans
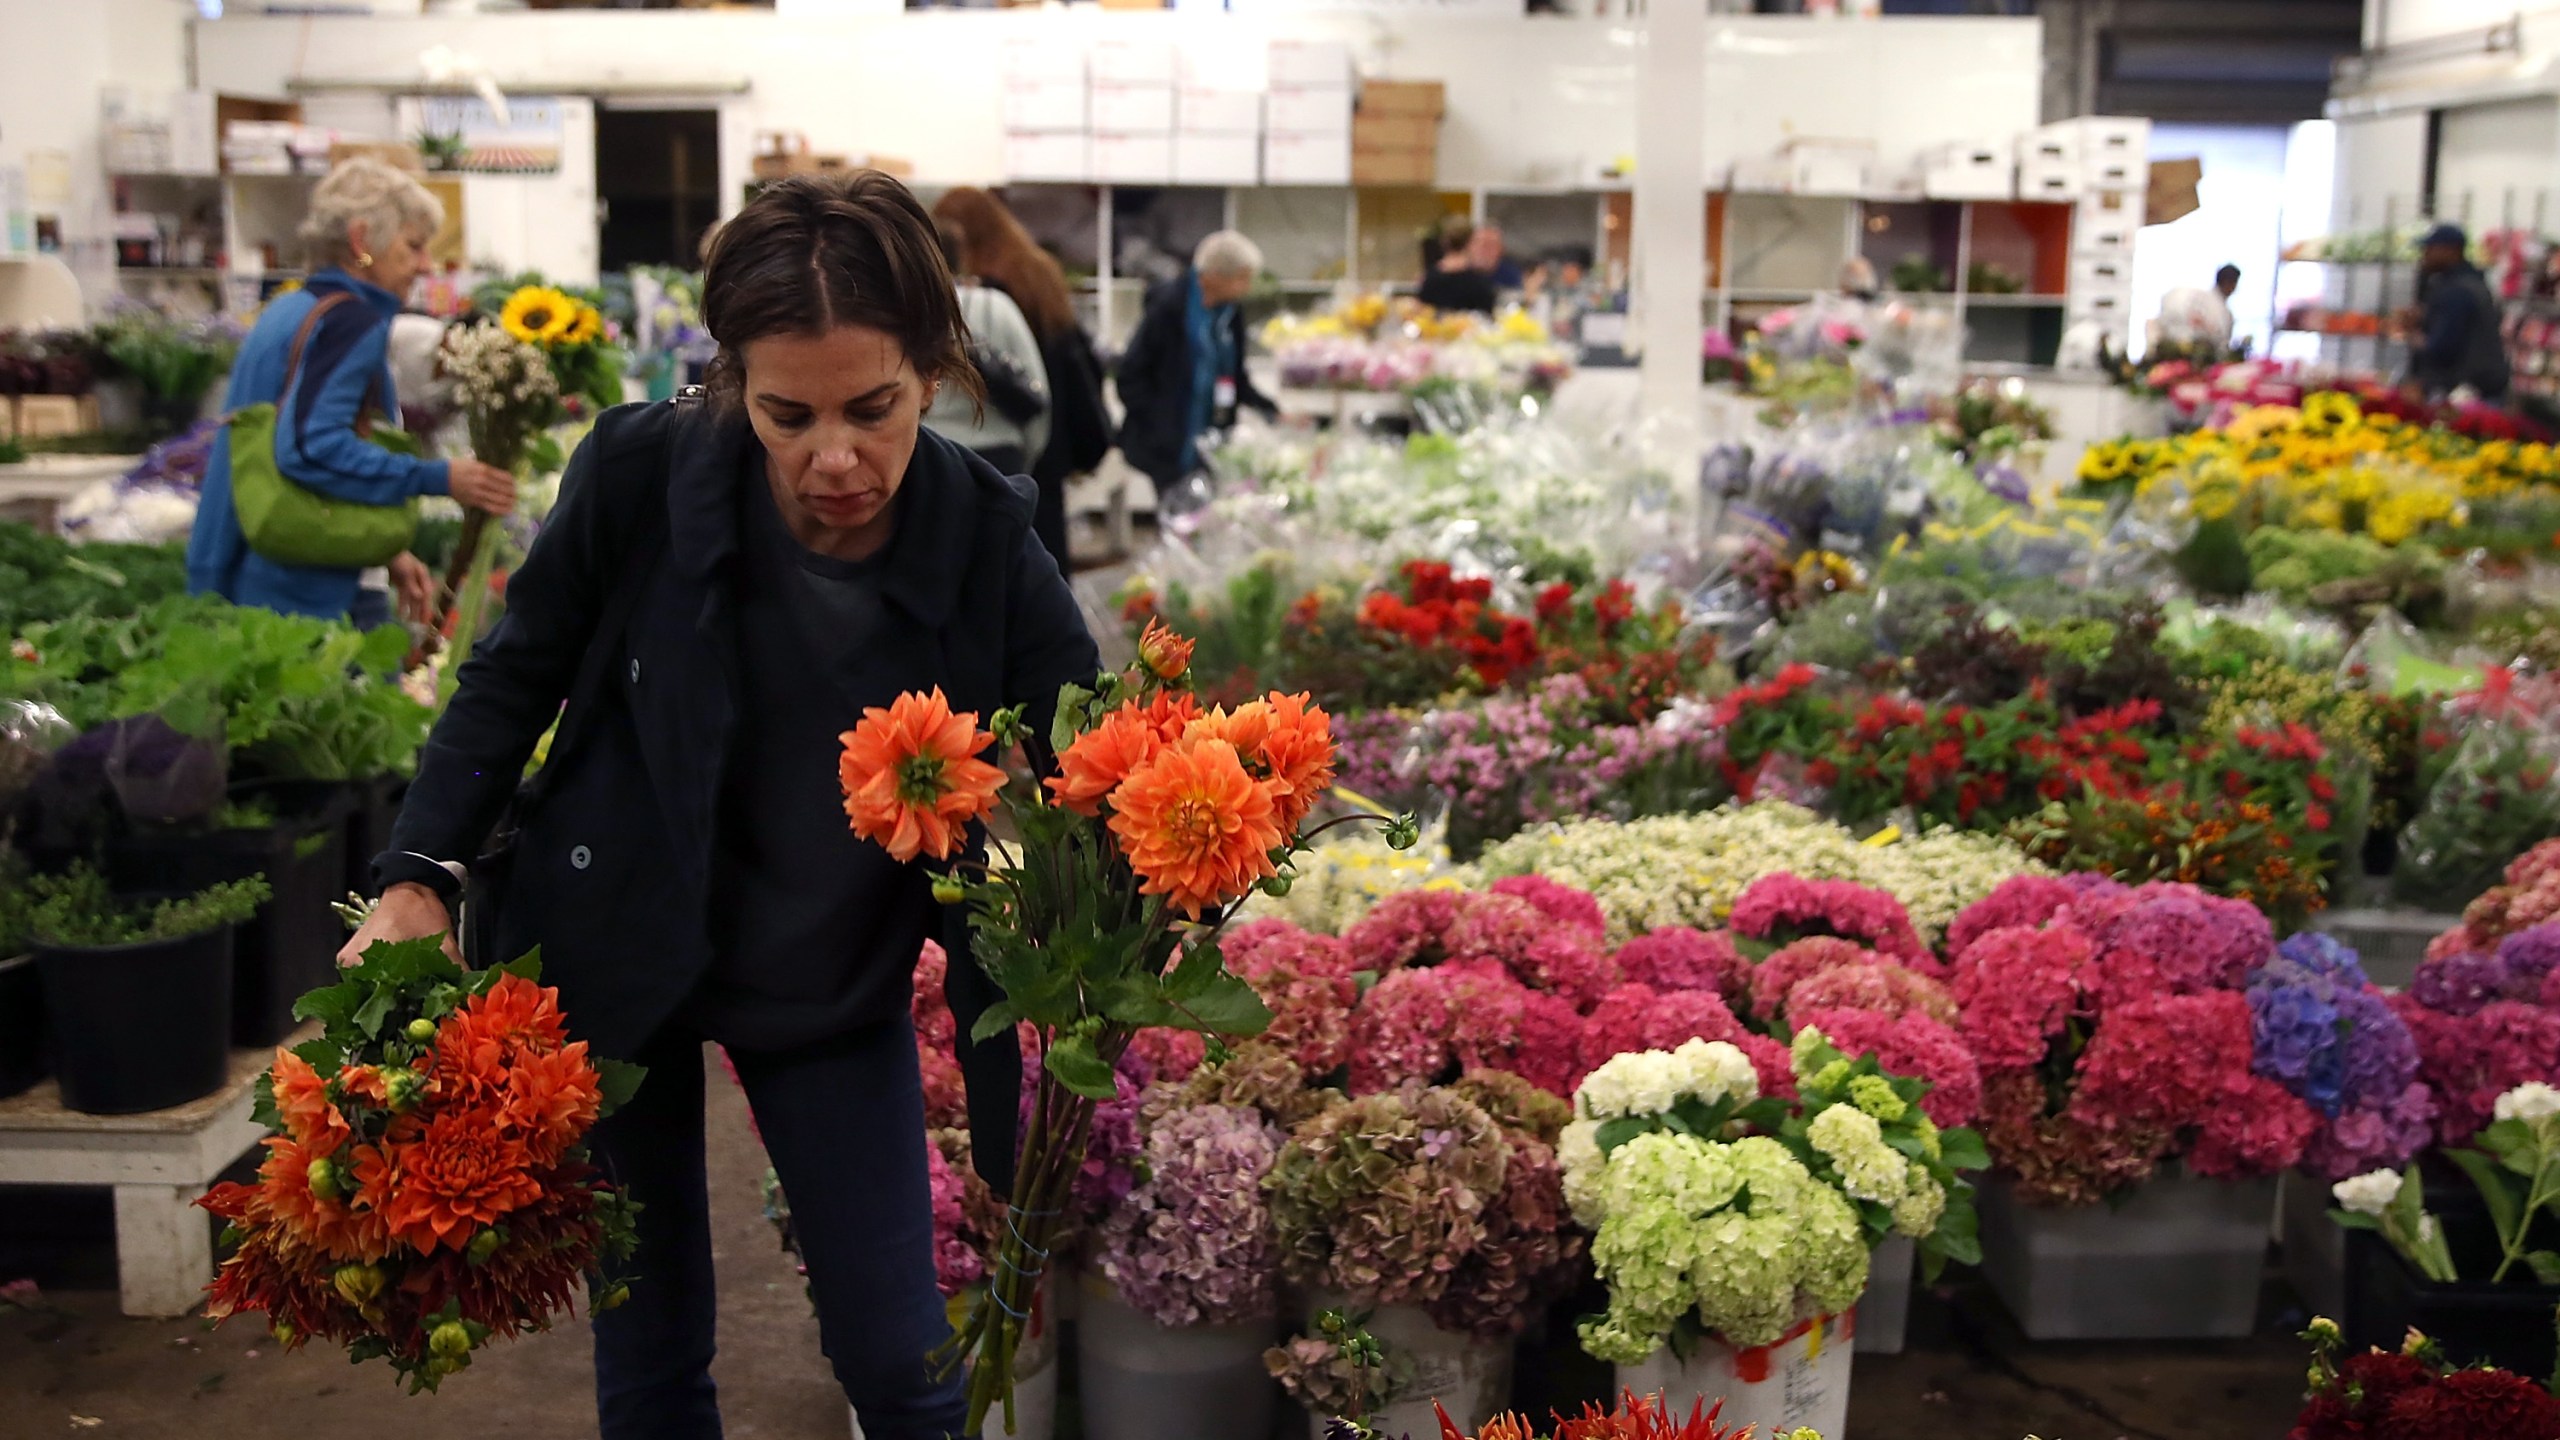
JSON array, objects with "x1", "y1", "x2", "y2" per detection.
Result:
[
  {"x1": 348, "y1": 586, "x2": 392, "y2": 630},
  {"x1": 591, "y1": 1019, "x2": 966, "y2": 1440}
]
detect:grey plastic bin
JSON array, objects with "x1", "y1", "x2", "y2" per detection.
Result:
[{"x1": 1978, "y1": 1168, "x2": 2278, "y2": 1339}]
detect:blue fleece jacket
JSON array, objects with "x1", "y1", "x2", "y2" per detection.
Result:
[{"x1": 186, "y1": 269, "x2": 451, "y2": 619}]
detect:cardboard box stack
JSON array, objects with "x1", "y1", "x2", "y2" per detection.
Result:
[
  {"x1": 1175, "y1": 35, "x2": 1264, "y2": 185},
  {"x1": 1264, "y1": 39, "x2": 1351, "y2": 186},
  {"x1": 2045, "y1": 116, "x2": 2149, "y2": 339},
  {"x1": 1002, "y1": 36, "x2": 1089, "y2": 183},
  {"x1": 1351, "y1": 79, "x2": 1442, "y2": 188},
  {"x1": 1089, "y1": 37, "x2": 1175, "y2": 185}
]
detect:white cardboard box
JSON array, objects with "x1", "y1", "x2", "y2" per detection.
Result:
[
  {"x1": 2019, "y1": 129, "x2": 2079, "y2": 167},
  {"x1": 1174, "y1": 133, "x2": 1261, "y2": 185},
  {"x1": 1178, "y1": 36, "x2": 1269, "y2": 91},
  {"x1": 1001, "y1": 36, "x2": 1085, "y2": 84},
  {"x1": 1004, "y1": 132, "x2": 1089, "y2": 183},
  {"x1": 1090, "y1": 131, "x2": 1175, "y2": 185},
  {"x1": 2075, "y1": 192, "x2": 2141, "y2": 253},
  {"x1": 1788, "y1": 144, "x2": 1870, "y2": 197},
  {"x1": 1919, "y1": 142, "x2": 2013, "y2": 200},
  {"x1": 1090, "y1": 83, "x2": 1176, "y2": 134},
  {"x1": 1263, "y1": 129, "x2": 1349, "y2": 185},
  {"x1": 2070, "y1": 253, "x2": 2133, "y2": 294},
  {"x1": 1090, "y1": 38, "x2": 1178, "y2": 86},
  {"x1": 1002, "y1": 79, "x2": 1087, "y2": 134},
  {"x1": 2018, "y1": 158, "x2": 2082, "y2": 201},
  {"x1": 1266, "y1": 85, "x2": 1352, "y2": 134},
  {"x1": 1179, "y1": 88, "x2": 1263, "y2": 135},
  {"x1": 2047, "y1": 115, "x2": 2151, "y2": 161},
  {"x1": 2084, "y1": 154, "x2": 2148, "y2": 193},
  {"x1": 1269, "y1": 38, "x2": 1352, "y2": 88},
  {"x1": 1730, "y1": 155, "x2": 1793, "y2": 193}
]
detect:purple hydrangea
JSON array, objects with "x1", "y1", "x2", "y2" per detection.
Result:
[
  {"x1": 2497, "y1": 923, "x2": 2560, "y2": 993},
  {"x1": 2298, "y1": 1082, "x2": 2438, "y2": 1182},
  {"x1": 2412, "y1": 947, "x2": 2516, "y2": 1015},
  {"x1": 2247, "y1": 939, "x2": 2423, "y2": 1127},
  {"x1": 1091, "y1": 1100, "x2": 1285, "y2": 1327},
  {"x1": 2276, "y1": 931, "x2": 2370, "y2": 986}
]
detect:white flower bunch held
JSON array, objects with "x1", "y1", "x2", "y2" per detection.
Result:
[
  {"x1": 2329, "y1": 1165, "x2": 2456, "y2": 1284},
  {"x1": 438, "y1": 322, "x2": 561, "y2": 473},
  {"x1": 2430, "y1": 1079, "x2": 2560, "y2": 1285}
]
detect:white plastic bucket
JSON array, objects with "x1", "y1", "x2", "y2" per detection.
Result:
[
  {"x1": 1856, "y1": 1236, "x2": 1914, "y2": 1355},
  {"x1": 1300, "y1": 1299, "x2": 1513, "y2": 1440},
  {"x1": 1615, "y1": 1312, "x2": 1854, "y2": 1440},
  {"x1": 1079, "y1": 1276, "x2": 1280, "y2": 1440}
]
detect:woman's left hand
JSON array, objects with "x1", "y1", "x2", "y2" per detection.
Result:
[{"x1": 388, "y1": 551, "x2": 436, "y2": 625}]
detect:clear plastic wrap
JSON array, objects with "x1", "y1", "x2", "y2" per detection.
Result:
[{"x1": 0, "y1": 699, "x2": 74, "y2": 817}]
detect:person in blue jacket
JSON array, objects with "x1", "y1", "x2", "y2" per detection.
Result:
[{"x1": 186, "y1": 157, "x2": 518, "y2": 624}]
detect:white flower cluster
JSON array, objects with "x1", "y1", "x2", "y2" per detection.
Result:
[
  {"x1": 2495, "y1": 1081, "x2": 2560, "y2": 1124},
  {"x1": 2331, "y1": 1169, "x2": 2402, "y2": 1217},
  {"x1": 1806, "y1": 1101, "x2": 1946, "y2": 1238},
  {"x1": 1574, "y1": 1039, "x2": 1760, "y2": 1123},
  {"x1": 439, "y1": 322, "x2": 560, "y2": 415},
  {"x1": 1241, "y1": 828, "x2": 1467, "y2": 935},
  {"x1": 1475, "y1": 801, "x2": 2044, "y2": 945}
]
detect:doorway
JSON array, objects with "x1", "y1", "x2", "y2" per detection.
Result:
[{"x1": 595, "y1": 107, "x2": 721, "y2": 271}]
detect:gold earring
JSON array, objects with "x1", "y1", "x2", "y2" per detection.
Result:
[{"x1": 354, "y1": 250, "x2": 374, "y2": 268}]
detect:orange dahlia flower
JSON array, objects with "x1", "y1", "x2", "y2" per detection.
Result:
[
  {"x1": 364, "y1": 1108, "x2": 546, "y2": 1254},
  {"x1": 1186, "y1": 693, "x2": 1337, "y2": 832},
  {"x1": 1047, "y1": 705, "x2": 1169, "y2": 815},
  {"x1": 839, "y1": 688, "x2": 1005, "y2": 862},
  {"x1": 1136, "y1": 618, "x2": 1196, "y2": 681},
  {"x1": 1106, "y1": 738, "x2": 1283, "y2": 916},
  {"x1": 257, "y1": 1135, "x2": 392, "y2": 1262},
  {"x1": 1137, "y1": 689, "x2": 1204, "y2": 743},
  {"x1": 493, "y1": 1041, "x2": 604, "y2": 1168},
  {"x1": 269, "y1": 1047, "x2": 351, "y2": 1153}
]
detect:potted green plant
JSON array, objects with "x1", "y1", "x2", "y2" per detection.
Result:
[
  {"x1": 92, "y1": 309, "x2": 243, "y2": 439},
  {"x1": 29, "y1": 865, "x2": 269, "y2": 1114}
]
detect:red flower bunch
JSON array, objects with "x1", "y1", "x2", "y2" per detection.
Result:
[
  {"x1": 1710, "y1": 662, "x2": 1829, "y2": 797},
  {"x1": 200, "y1": 944, "x2": 641, "y2": 1391},
  {"x1": 2294, "y1": 1324, "x2": 2560, "y2": 1440},
  {"x1": 1727, "y1": 873, "x2": 1933, "y2": 969},
  {"x1": 1342, "y1": 888, "x2": 1466, "y2": 972},
  {"x1": 1446, "y1": 893, "x2": 1619, "y2": 1008},
  {"x1": 1358, "y1": 560, "x2": 1543, "y2": 688},
  {"x1": 2388, "y1": 993, "x2": 2560, "y2": 1142}
]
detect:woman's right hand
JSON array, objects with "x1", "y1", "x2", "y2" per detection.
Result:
[
  {"x1": 447, "y1": 457, "x2": 521, "y2": 516},
  {"x1": 339, "y1": 881, "x2": 465, "y2": 969}
]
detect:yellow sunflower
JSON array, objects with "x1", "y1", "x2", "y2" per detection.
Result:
[
  {"x1": 500, "y1": 286, "x2": 577, "y2": 345},
  {"x1": 562, "y1": 302, "x2": 604, "y2": 345}
]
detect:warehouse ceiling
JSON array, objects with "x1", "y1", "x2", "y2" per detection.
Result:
[{"x1": 2035, "y1": 0, "x2": 2366, "y2": 124}]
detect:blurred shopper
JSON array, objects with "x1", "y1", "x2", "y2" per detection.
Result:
[
  {"x1": 1470, "y1": 220, "x2": 1525, "y2": 291},
  {"x1": 1115, "y1": 229, "x2": 1275, "y2": 493},
  {"x1": 2151, "y1": 264, "x2": 2240, "y2": 352},
  {"x1": 1418, "y1": 216, "x2": 1498, "y2": 315},
  {"x1": 2406, "y1": 223, "x2": 2511, "y2": 403},
  {"x1": 923, "y1": 217, "x2": 1049, "y2": 478},
  {"x1": 930, "y1": 187, "x2": 1112, "y2": 570},
  {"x1": 187, "y1": 156, "x2": 515, "y2": 624}
]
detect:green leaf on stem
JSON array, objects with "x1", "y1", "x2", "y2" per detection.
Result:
[
  {"x1": 1043, "y1": 1031, "x2": 1118, "y2": 1099},
  {"x1": 2447, "y1": 1147, "x2": 2525, "y2": 1252},
  {"x1": 1161, "y1": 971, "x2": 1272, "y2": 1036},
  {"x1": 1593, "y1": 1116, "x2": 1655, "y2": 1154},
  {"x1": 966, "y1": 1000, "x2": 1024, "y2": 1044},
  {"x1": 1937, "y1": 1126, "x2": 1991, "y2": 1172},
  {"x1": 2327, "y1": 1210, "x2": 2382, "y2": 1232}
]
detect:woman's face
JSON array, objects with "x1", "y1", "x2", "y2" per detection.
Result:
[
  {"x1": 350, "y1": 219, "x2": 432, "y2": 300},
  {"x1": 741, "y1": 323, "x2": 933, "y2": 560}
]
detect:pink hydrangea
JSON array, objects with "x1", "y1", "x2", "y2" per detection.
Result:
[
  {"x1": 1449, "y1": 979, "x2": 1587, "y2": 1099},
  {"x1": 1125, "y1": 1027, "x2": 1210, "y2": 1086},
  {"x1": 1226, "y1": 918, "x2": 1358, "y2": 982},
  {"x1": 2187, "y1": 1070, "x2": 2320, "y2": 1179},
  {"x1": 918, "y1": 1039, "x2": 969, "y2": 1131},
  {"x1": 926, "y1": 1136, "x2": 988, "y2": 1297},
  {"x1": 1954, "y1": 923, "x2": 2097, "y2": 1071},
  {"x1": 1343, "y1": 889, "x2": 1465, "y2": 972},
  {"x1": 2432, "y1": 838, "x2": 2560, "y2": 960},
  {"x1": 1783, "y1": 963, "x2": 1959, "y2": 1027},
  {"x1": 2298, "y1": 1081, "x2": 2438, "y2": 1182},
  {"x1": 1488, "y1": 874, "x2": 1609, "y2": 940},
  {"x1": 1745, "y1": 937, "x2": 1888, "y2": 1020},
  {"x1": 1347, "y1": 967, "x2": 1460, "y2": 1093},
  {"x1": 1445, "y1": 894, "x2": 1551, "y2": 969},
  {"x1": 911, "y1": 939, "x2": 956, "y2": 1050},
  {"x1": 1728, "y1": 873, "x2": 1932, "y2": 969},
  {"x1": 1797, "y1": 1007, "x2": 1983, "y2": 1128},
  {"x1": 1955, "y1": 917, "x2": 2099, "y2": 1065},
  {"x1": 2072, "y1": 990, "x2": 2256, "y2": 1136},
  {"x1": 1945, "y1": 875, "x2": 2088, "y2": 962},
  {"x1": 2084, "y1": 884, "x2": 2274, "y2": 995},
  {"x1": 1611, "y1": 927, "x2": 1745, "y2": 999},
  {"x1": 1576, "y1": 981, "x2": 1748, "y2": 1077},
  {"x1": 2389, "y1": 993, "x2": 2560, "y2": 1142},
  {"x1": 1734, "y1": 1031, "x2": 1801, "y2": 1101}
]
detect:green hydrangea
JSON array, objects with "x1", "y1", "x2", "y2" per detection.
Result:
[
  {"x1": 1892, "y1": 1170, "x2": 1948, "y2": 1238},
  {"x1": 1848, "y1": 1074, "x2": 1908, "y2": 1123},
  {"x1": 1807, "y1": 1103, "x2": 1907, "y2": 1205}
]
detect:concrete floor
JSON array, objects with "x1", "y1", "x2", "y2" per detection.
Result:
[{"x1": 0, "y1": 1045, "x2": 2313, "y2": 1440}]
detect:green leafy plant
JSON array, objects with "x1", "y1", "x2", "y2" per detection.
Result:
[{"x1": 26, "y1": 865, "x2": 271, "y2": 948}]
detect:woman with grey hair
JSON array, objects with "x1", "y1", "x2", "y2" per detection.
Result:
[
  {"x1": 186, "y1": 155, "x2": 518, "y2": 623},
  {"x1": 1114, "y1": 228, "x2": 1276, "y2": 490}
]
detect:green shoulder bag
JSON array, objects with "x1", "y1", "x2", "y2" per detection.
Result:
[{"x1": 229, "y1": 291, "x2": 424, "y2": 569}]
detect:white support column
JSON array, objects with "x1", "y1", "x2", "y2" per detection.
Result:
[
  {"x1": 1635, "y1": 0, "x2": 1707, "y2": 416},
  {"x1": 115, "y1": 1182, "x2": 213, "y2": 1317}
]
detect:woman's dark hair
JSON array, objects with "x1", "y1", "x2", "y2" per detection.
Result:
[
  {"x1": 931, "y1": 187, "x2": 1077, "y2": 340},
  {"x1": 699, "y1": 170, "x2": 981, "y2": 411}
]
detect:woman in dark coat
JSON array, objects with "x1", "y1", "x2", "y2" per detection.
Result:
[
  {"x1": 342, "y1": 170, "x2": 1100, "y2": 1440},
  {"x1": 931, "y1": 186, "x2": 1114, "y2": 571}
]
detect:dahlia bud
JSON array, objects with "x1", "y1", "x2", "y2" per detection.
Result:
[
  {"x1": 429, "y1": 1322, "x2": 474, "y2": 1360},
  {"x1": 931, "y1": 875, "x2": 967, "y2": 906},
  {"x1": 404, "y1": 1017, "x2": 439, "y2": 1044},
  {"x1": 467, "y1": 1230, "x2": 504, "y2": 1265},
  {"x1": 306, "y1": 1158, "x2": 341, "y2": 1201},
  {"x1": 1137, "y1": 619, "x2": 1195, "y2": 682},
  {"x1": 381, "y1": 1067, "x2": 427, "y2": 1113},
  {"x1": 332, "y1": 1264, "x2": 387, "y2": 1311},
  {"x1": 593, "y1": 1284, "x2": 632, "y2": 1314}
]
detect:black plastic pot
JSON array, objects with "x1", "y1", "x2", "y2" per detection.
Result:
[
  {"x1": 35, "y1": 926, "x2": 234, "y2": 1114},
  {"x1": 0, "y1": 953, "x2": 46, "y2": 1100},
  {"x1": 2344, "y1": 1228, "x2": 2560, "y2": 1379},
  {"x1": 109, "y1": 784, "x2": 353, "y2": 1046},
  {"x1": 343, "y1": 773, "x2": 408, "y2": 899}
]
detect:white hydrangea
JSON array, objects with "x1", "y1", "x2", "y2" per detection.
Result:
[
  {"x1": 1670, "y1": 1038, "x2": 1760, "y2": 1108},
  {"x1": 2496, "y1": 1082, "x2": 2560, "y2": 1123},
  {"x1": 1576, "y1": 1050, "x2": 1688, "y2": 1121},
  {"x1": 1558, "y1": 1119, "x2": 1607, "y2": 1228},
  {"x1": 2331, "y1": 1169, "x2": 2403, "y2": 1217}
]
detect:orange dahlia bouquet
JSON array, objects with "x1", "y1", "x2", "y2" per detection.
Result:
[
  {"x1": 838, "y1": 620, "x2": 1415, "y2": 1432},
  {"x1": 197, "y1": 942, "x2": 642, "y2": 1392}
]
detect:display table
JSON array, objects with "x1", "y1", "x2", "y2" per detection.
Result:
[
  {"x1": 0, "y1": 454, "x2": 138, "y2": 532},
  {"x1": 0, "y1": 1032, "x2": 296, "y2": 1316}
]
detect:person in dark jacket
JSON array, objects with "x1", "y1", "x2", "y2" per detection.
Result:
[
  {"x1": 2408, "y1": 222, "x2": 2511, "y2": 402},
  {"x1": 932, "y1": 186, "x2": 1114, "y2": 571},
  {"x1": 343, "y1": 171, "x2": 1100, "y2": 1440},
  {"x1": 1114, "y1": 229, "x2": 1277, "y2": 492}
]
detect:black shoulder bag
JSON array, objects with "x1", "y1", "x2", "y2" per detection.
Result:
[{"x1": 459, "y1": 393, "x2": 685, "y2": 963}]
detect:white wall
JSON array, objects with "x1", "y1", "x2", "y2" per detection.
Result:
[
  {"x1": 2331, "y1": 111, "x2": 2428, "y2": 228},
  {"x1": 2132, "y1": 123, "x2": 2291, "y2": 357},
  {"x1": 2365, "y1": 0, "x2": 2522, "y2": 47},
  {"x1": 0, "y1": 0, "x2": 193, "y2": 298},
  {"x1": 2434, "y1": 95, "x2": 2560, "y2": 231}
]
